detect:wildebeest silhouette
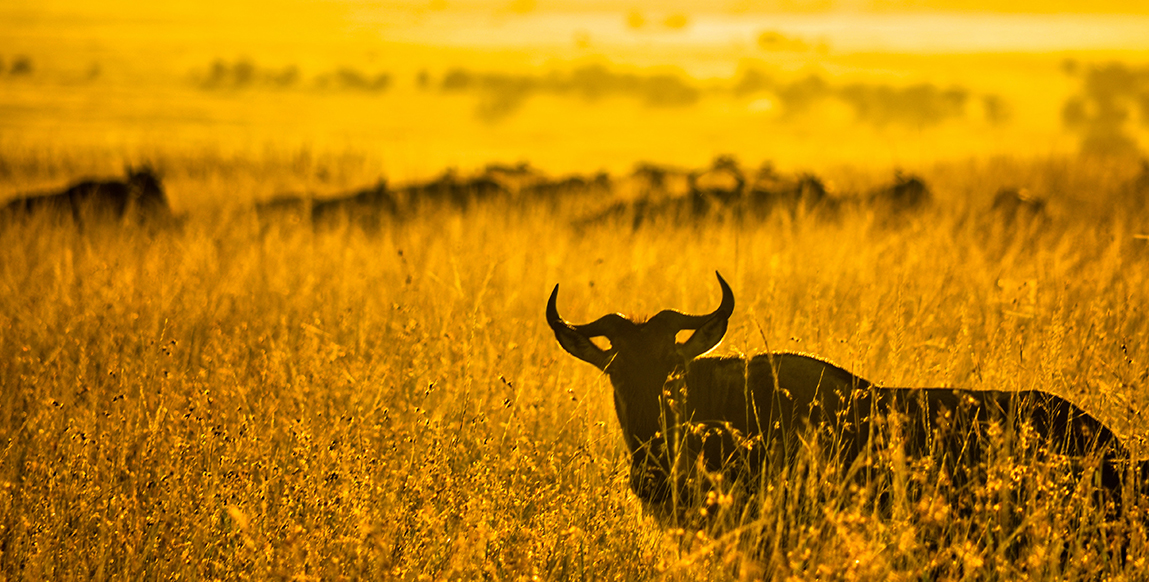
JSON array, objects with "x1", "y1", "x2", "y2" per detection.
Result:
[
  {"x1": 254, "y1": 193, "x2": 311, "y2": 229},
  {"x1": 399, "y1": 169, "x2": 506, "y2": 212},
  {"x1": 547, "y1": 272, "x2": 1143, "y2": 520},
  {"x1": 745, "y1": 163, "x2": 831, "y2": 218},
  {"x1": 575, "y1": 160, "x2": 835, "y2": 230},
  {"x1": 868, "y1": 171, "x2": 931, "y2": 213},
  {"x1": 628, "y1": 162, "x2": 692, "y2": 200},
  {"x1": 480, "y1": 162, "x2": 544, "y2": 196},
  {"x1": 688, "y1": 155, "x2": 745, "y2": 206},
  {"x1": 991, "y1": 186, "x2": 1048, "y2": 224},
  {"x1": 310, "y1": 180, "x2": 398, "y2": 232},
  {"x1": 256, "y1": 168, "x2": 521, "y2": 234},
  {"x1": 2, "y1": 167, "x2": 170, "y2": 225}
]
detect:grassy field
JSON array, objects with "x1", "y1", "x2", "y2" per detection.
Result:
[
  {"x1": 4, "y1": 0, "x2": 1149, "y2": 578},
  {"x1": 1, "y1": 150, "x2": 1148, "y2": 579}
]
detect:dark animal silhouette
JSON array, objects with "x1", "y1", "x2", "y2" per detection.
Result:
[
  {"x1": 255, "y1": 193, "x2": 311, "y2": 229},
  {"x1": 746, "y1": 164, "x2": 831, "y2": 217},
  {"x1": 629, "y1": 162, "x2": 692, "y2": 200},
  {"x1": 399, "y1": 169, "x2": 506, "y2": 212},
  {"x1": 869, "y1": 171, "x2": 931, "y2": 213},
  {"x1": 2, "y1": 167, "x2": 169, "y2": 224},
  {"x1": 310, "y1": 180, "x2": 398, "y2": 232},
  {"x1": 991, "y1": 187, "x2": 1047, "y2": 223},
  {"x1": 575, "y1": 161, "x2": 833, "y2": 231},
  {"x1": 688, "y1": 155, "x2": 745, "y2": 206},
  {"x1": 481, "y1": 162, "x2": 544, "y2": 196},
  {"x1": 547, "y1": 272, "x2": 1141, "y2": 517}
]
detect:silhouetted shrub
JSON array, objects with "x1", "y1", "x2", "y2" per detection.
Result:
[
  {"x1": 326, "y1": 68, "x2": 391, "y2": 91},
  {"x1": 776, "y1": 75, "x2": 831, "y2": 114},
  {"x1": 839, "y1": 83, "x2": 967, "y2": 126},
  {"x1": 757, "y1": 31, "x2": 809, "y2": 52},
  {"x1": 982, "y1": 94, "x2": 1011, "y2": 125},
  {"x1": 439, "y1": 63, "x2": 701, "y2": 120},
  {"x1": 734, "y1": 68, "x2": 773, "y2": 97},
  {"x1": 441, "y1": 68, "x2": 474, "y2": 91},
  {"x1": 641, "y1": 73, "x2": 700, "y2": 106},
  {"x1": 270, "y1": 66, "x2": 299, "y2": 88},
  {"x1": 10, "y1": 55, "x2": 32, "y2": 76},
  {"x1": 196, "y1": 59, "x2": 387, "y2": 93},
  {"x1": 1060, "y1": 61, "x2": 1149, "y2": 157}
]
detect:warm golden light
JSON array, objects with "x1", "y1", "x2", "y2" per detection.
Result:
[
  {"x1": 3, "y1": 1, "x2": 1149, "y2": 579},
  {"x1": 3, "y1": 0, "x2": 1148, "y2": 192}
]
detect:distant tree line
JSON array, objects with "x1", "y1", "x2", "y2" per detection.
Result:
[
  {"x1": 193, "y1": 58, "x2": 391, "y2": 92},
  {"x1": 436, "y1": 63, "x2": 701, "y2": 121},
  {"x1": 0, "y1": 55, "x2": 34, "y2": 77},
  {"x1": 733, "y1": 67, "x2": 999, "y2": 127},
  {"x1": 1061, "y1": 60, "x2": 1149, "y2": 157},
  {"x1": 429, "y1": 63, "x2": 1003, "y2": 127}
]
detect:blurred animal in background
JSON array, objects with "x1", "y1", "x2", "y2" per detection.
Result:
[
  {"x1": 397, "y1": 169, "x2": 507, "y2": 213},
  {"x1": 1122, "y1": 159, "x2": 1149, "y2": 202},
  {"x1": 576, "y1": 156, "x2": 837, "y2": 230},
  {"x1": 629, "y1": 162, "x2": 692, "y2": 200},
  {"x1": 991, "y1": 186, "x2": 1048, "y2": 224},
  {"x1": 480, "y1": 161, "x2": 545, "y2": 196},
  {"x1": 522, "y1": 172, "x2": 612, "y2": 210},
  {"x1": 688, "y1": 155, "x2": 746, "y2": 207},
  {"x1": 254, "y1": 193, "x2": 312, "y2": 230},
  {"x1": 745, "y1": 162, "x2": 831, "y2": 218},
  {"x1": 257, "y1": 169, "x2": 517, "y2": 234},
  {"x1": 311, "y1": 180, "x2": 399, "y2": 233},
  {"x1": 868, "y1": 171, "x2": 932, "y2": 214},
  {"x1": 1, "y1": 167, "x2": 171, "y2": 225}
]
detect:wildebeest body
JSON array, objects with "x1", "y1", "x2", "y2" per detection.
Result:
[
  {"x1": 547, "y1": 273, "x2": 1136, "y2": 517},
  {"x1": 629, "y1": 352, "x2": 1123, "y2": 504},
  {"x1": 2, "y1": 168, "x2": 169, "y2": 224},
  {"x1": 310, "y1": 181, "x2": 398, "y2": 232}
]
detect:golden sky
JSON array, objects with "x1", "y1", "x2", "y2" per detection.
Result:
[{"x1": 3, "y1": 0, "x2": 1148, "y2": 183}]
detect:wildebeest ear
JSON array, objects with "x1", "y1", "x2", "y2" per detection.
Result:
[
  {"x1": 677, "y1": 314, "x2": 728, "y2": 360},
  {"x1": 547, "y1": 284, "x2": 613, "y2": 370},
  {"x1": 551, "y1": 325, "x2": 612, "y2": 370}
]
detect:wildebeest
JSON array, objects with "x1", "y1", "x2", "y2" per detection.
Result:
[
  {"x1": 688, "y1": 155, "x2": 745, "y2": 206},
  {"x1": 628, "y1": 162, "x2": 692, "y2": 200},
  {"x1": 991, "y1": 186, "x2": 1048, "y2": 224},
  {"x1": 575, "y1": 160, "x2": 839, "y2": 231},
  {"x1": 546, "y1": 272, "x2": 1142, "y2": 520},
  {"x1": 1, "y1": 167, "x2": 170, "y2": 225},
  {"x1": 746, "y1": 163, "x2": 831, "y2": 217},
  {"x1": 254, "y1": 193, "x2": 312, "y2": 229},
  {"x1": 868, "y1": 171, "x2": 931, "y2": 213},
  {"x1": 310, "y1": 180, "x2": 398, "y2": 232},
  {"x1": 399, "y1": 169, "x2": 506, "y2": 212},
  {"x1": 480, "y1": 162, "x2": 544, "y2": 195}
]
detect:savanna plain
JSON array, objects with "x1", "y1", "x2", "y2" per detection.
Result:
[
  {"x1": 4, "y1": 151, "x2": 1149, "y2": 580},
  {"x1": 4, "y1": 2, "x2": 1149, "y2": 580}
]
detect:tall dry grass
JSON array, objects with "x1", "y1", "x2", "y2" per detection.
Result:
[{"x1": 1, "y1": 153, "x2": 1148, "y2": 579}]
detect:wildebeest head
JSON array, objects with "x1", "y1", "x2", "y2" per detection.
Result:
[
  {"x1": 126, "y1": 167, "x2": 169, "y2": 213},
  {"x1": 546, "y1": 272, "x2": 735, "y2": 451}
]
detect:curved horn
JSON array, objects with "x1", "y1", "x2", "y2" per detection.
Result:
[
  {"x1": 546, "y1": 284, "x2": 617, "y2": 370},
  {"x1": 657, "y1": 271, "x2": 735, "y2": 330},
  {"x1": 545, "y1": 284, "x2": 565, "y2": 329}
]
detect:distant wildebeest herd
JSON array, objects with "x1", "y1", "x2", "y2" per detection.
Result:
[
  {"x1": 250, "y1": 156, "x2": 980, "y2": 234},
  {"x1": 574, "y1": 156, "x2": 937, "y2": 230},
  {"x1": 256, "y1": 163, "x2": 611, "y2": 233},
  {"x1": 7, "y1": 155, "x2": 1149, "y2": 234}
]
